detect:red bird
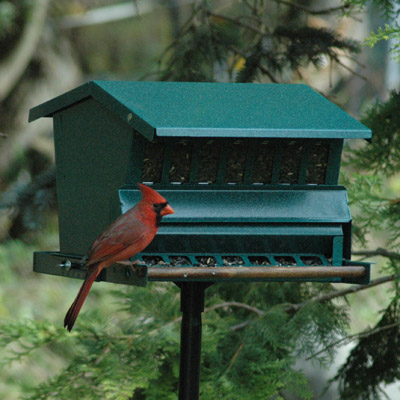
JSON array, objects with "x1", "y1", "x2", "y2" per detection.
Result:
[{"x1": 64, "y1": 183, "x2": 174, "y2": 331}]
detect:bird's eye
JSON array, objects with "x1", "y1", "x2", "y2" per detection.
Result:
[
  {"x1": 153, "y1": 203, "x2": 162, "y2": 211},
  {"x1": 153, "y1": 202, "x2": 167, "y2": 212}
]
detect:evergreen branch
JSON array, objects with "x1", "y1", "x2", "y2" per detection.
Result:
[
  {"x1": 151, "y1": 301, "x2": 266, "y2": 334},
  {"x1": 343, "y1": 53, "x2": 367, "y2": 69},
  {"x1": 332, "y1": 55, "x2": 367, "y2": 80},
  {"x1": 231, "y1": 275, "x2": 398, "y2": 331},
  {"x1": 242, "y1": 0, "x2": 258, "y2": 16},
  {"x1": 276, "y1": 1, "x2": 352, "y2": 15},
  {"x1": 288, "y1": 274, "x2": 398, "y2": 313},
  {"x1": 229, "y1": 45, "x2": 279, "y2": 83},
  {"x1": 352, "y1": 248, "x2": 400, "y2": 261},
  {"x1": 206, "y1": 11, "x2": 266, "y2": 36},
  {"x1": 226, "y1": 341, "x2": 245, "y2": 371},
  {"x1": 306, "y1": 321, "x2": 400, "y2": 361},
  {"x1": 205, "y1": 301, "x2": 265, "y2": 316},
  {"x1": 156, "y1": 6, "x2": 200, "y2": 66},
  {"x1": 231, "y1": 320, "x2": 253, "y2": 331},
  {"x1": 203, "y1": 10, "x2": 280, "y2": 83},
  {"x1": 171, "y1": 301, "x2": 266, "y2": 325}
]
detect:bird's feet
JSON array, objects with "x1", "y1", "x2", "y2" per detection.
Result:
[
  {"x1": 117, "y1": 260, "x2": 146, "y2": 278},
  {"x1": 117, "y1": 259, "x2": 145, "y2": 267}
]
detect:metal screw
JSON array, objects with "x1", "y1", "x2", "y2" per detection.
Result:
[
  {"x1": 127, "y1": 113, "x2": 133, "y2": 122},
  {"x1": 126, "y1": 268, "x2": 132, "y2": 278},
  {"x1": 59, "y1": 259, "x2": 72, "y2": 271}
]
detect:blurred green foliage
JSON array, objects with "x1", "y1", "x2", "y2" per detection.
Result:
[
  {"x1": 337, "y1": 89, "x2": 400, "y2": 399},
  {"x1": 0, "y1": 0, "x2": 26, "y2": 57},
  {"x1": 0, "y1": 1, "x2": 17, "y2": 34}
]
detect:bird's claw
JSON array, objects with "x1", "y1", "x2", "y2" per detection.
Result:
[
  {"x1": 117, "y1": 260, "x2": 146, "y2": 278},
  {"x1": 117, "y1": 260, "x2": 146, "y2": 267}
]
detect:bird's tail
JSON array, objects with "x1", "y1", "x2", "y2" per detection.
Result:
[{"x1": 64, "y1": 264, "x2": 102, "y2": 331}]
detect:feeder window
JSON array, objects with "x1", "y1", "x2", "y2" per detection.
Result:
[
  {"x1": 279, "y1": 140, "x2": 303, "y2": 184},
  {"x1": 248, "y1": 255, "x2": 271, "y2": 265},
  {"x1": 197, "y1": 140, "x2": 221, "y2": 183},
  {"x1": 141, "y1": 141, "x2": 165, "y2": 183},
  {"x1": 169, "y1": 140, "x2": 192, "y2": 183},
  {"x1": 222, "y1": 256, "x2": 245, "y2": 265},
  {"x1": 300, "y1": 256, "x2": 323, "y2": 265},
  {"x1": 224, "y1": 140, "x2": 248, "y2": 184},
  {"x1": 169, "y1": 255, "x2": 191, "y2": 266},
  {"x1": 274, "y1": 256, "x2": 297, "y2": 266},
  {"x1": 306, "y1": 141, "x2": 330, "y2": 184},
  {"x1": 251, "y1": 140, "x2": 275, "y2": 184},
  {"x1": 138, "y1": 253, "x2": 329, "y2": 268},
  {"x1": 142, "y1": 255, "x2": 165, "y2": 265},
  {"x1": 140, "y1": 138, "x2": 333, "y2": 186},
  {"x1": 195, "y1": 256, "x2": 218, "y2": 266}
]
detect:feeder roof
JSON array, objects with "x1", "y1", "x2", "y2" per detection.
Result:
[{"x1": 29, "y1": 80, "x2": 371, "y2": 140}]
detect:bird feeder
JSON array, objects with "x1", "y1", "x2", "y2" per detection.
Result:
[
  {"x1": 29, "y1": 81, "x2": 372, "y2": 399},
  {"x1": 30, "y1": 81, "x2": 371, "y2": 285}
]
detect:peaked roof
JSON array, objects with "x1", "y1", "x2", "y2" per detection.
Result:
[{"x1": 29, "y1": 80, "x2": 371, "y2": 140}]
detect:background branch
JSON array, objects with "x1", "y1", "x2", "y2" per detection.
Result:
[
  {"x1": 232, "y1": 274, "x2": 398, "y2": 331},
  {"x1": 288, "y1": 274, "x2": 398, "y2": 313},
  {"x1": 206, "y1": 11, "x2": 266, "y2": 35},
  {"x1": 352, "y1": 248, "x2": 400, "y2": 261},
  {"x1": 0, "y1": 0, "x2": 50, "y2": 101},
  {"x1": 332, "y1": 55, "x2": 367, "y2": 80},
  {"x1": 229, "y1": 45, "x2": 279, "y2": 83},
  {"x1": 306, "y1": 321, "x2": 400, "y2": 361},
  {"x1": 276, "y1": 1, "x2": 352, "y2": 15}
]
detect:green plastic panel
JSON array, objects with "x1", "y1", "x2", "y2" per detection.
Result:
[
  {"x1": 145, "y1": 224, "x2": 343, "y2": 255},
  {"x1": 54, "y1": 99, "x2": 137, "y2": 255},
  {"x1": 29, "y1": 81, "x2": 371, "y2": 140},
  {"x1": 120, "y1": 186, "x2": 350, "y2": 258},
  {"x1": 119, "y1": 187, "x2": 351, "y2": 224}
]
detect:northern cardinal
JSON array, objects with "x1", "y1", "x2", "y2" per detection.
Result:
[{"x1": 64, "y1": 183, "x2": 174, "y2": 331}]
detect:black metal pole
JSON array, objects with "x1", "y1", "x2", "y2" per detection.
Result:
[{"x1": 178, "y1": 282, "x2": 208, "y2": 400}]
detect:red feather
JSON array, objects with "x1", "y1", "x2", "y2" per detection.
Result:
[{"x1": 64, "y1": 184, "x2": 174, "y2": 331}]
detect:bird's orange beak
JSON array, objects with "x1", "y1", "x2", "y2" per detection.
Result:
[{"x1": 161, "y1": 203, "x2": 174, "y2": 216}]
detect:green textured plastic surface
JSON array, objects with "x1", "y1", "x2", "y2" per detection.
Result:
[
  {"x1": 145, "y1": 224, "x2": 345, "y2": 259},
  {"x1": 119, "y1": 187, "x2": 351, "y2": 223},
  {"x1": 52, "y1": 100, "x2": 138, "y2": 255},
  {"x1": 119, "y1": 186, "x2": 351, "y2": 259},
  {"x1": 29, "y1": 81, "x2": 371, "y2": 140}
]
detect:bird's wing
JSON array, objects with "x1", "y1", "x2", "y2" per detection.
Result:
[{"x1": 85, "y1": 217, "x2": 151, "y2": 267}]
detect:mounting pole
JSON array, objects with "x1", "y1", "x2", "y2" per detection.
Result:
[{"x1": 178, "y1": 282, "x2": 209, "y2": 400}]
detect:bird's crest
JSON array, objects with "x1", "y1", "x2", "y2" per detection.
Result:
[{"x1": 138, "y1": 183, "x2": 168, "y2": 203}]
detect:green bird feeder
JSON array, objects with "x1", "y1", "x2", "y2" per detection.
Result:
[
  {"x1": 29, "y1": 81, "x2": 372, "y2": 399},
  {"x1": 30, "y1": 80, "x2": 371, "y2": 285}
]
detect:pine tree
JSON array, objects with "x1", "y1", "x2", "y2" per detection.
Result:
[{"x1": 332, "y1": 89, "x2": 400, "y2": 400}]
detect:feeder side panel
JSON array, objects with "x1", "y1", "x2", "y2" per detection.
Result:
[
  {"x1": 325, "y1": 140, "x2": 344, "y2": 184},
  {"x1": 54, "y1": 99, "x2": 136, "y2": 255}
]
